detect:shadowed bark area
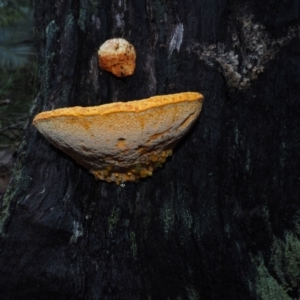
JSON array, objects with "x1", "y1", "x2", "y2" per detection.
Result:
[{"x1": 0, "y1": 0, "x2": 300, "y2": 299}]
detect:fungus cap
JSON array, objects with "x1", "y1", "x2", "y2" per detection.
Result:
[
  {"x1": 33, "y1": 92, "x2": 204, "y2": 184},
  {"x1": 98, "y1": 38, "x2": 136, "y2": 77}
]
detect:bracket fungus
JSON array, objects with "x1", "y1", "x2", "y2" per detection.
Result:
[
  {"x1": 33, "y1": 92, "x2": 204, "y2": 184},
  {"x1": 98, "y1": 38, "x2": 136, "y2": 77}
]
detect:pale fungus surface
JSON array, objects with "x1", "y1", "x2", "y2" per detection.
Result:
[
  {"x1": 33, "y1": 92, "x2": 204, "y2": 184},
  {"x1": 98, "y1": 38, "x2": 136, "y2": 77}
]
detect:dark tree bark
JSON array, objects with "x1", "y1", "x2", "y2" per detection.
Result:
[{"x1": 1, "y1": 0, "x2": 300, "y2": 299}]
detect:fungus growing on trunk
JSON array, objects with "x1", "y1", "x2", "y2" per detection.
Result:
[
  {"x1": 98, "y1": 38, "x2": 136, "y2": 77},
  {"x1": 33, "y1": 92, "x2": 204, "y2": 184}
]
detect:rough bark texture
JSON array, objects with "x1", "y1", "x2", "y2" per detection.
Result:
[{"x1": 0, "y1": 0, "x2": 300, "y2": 299}]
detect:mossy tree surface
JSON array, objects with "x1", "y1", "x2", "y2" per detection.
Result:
[{"x1": 0, "y1": 0, "x2": 300, "y2": 299}]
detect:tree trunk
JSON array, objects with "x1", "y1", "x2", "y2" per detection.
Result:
[{"x1": 1, "y1": 0, "x2": 300, "y2": 299}]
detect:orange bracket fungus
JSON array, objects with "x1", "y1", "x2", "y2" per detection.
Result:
[
  {"x1": 98, "y1": 38, "x2": 136, "y2": 77},
  {"x1": 33, "y1": 92, "x2": 204, "y2": 184}
]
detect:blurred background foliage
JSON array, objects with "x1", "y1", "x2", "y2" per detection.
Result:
[{"x1": 0, "y1": 0, "x2": 36, "y2": 193}]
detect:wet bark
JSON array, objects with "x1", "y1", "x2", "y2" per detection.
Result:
[{"x1": 0, "y1": 0, "x2": 300, "y2": 299}]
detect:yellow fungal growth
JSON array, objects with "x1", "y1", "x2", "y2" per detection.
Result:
[
  {"x1": 33, "y1": 92, "x2": 204, "y2": 184},
  {"x1": 150, "y1": 154, "x2": 159, "y2": 162}
]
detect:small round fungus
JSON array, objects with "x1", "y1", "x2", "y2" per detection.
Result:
[
  {"x1": 33, "y1": 92, "x2": 204, "y2": 184},
  {"x1": 98, "y1": 38, "x2": 136, "y2": 77}
]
